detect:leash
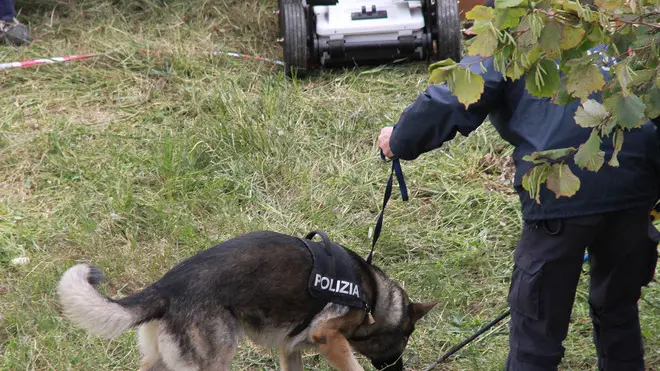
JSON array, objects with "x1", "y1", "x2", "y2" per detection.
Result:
[
  {"x1": 367, "y1": 150, "x2": 510, "y2": 370},
  {"x1": 369, "y1": 148, "x2": 606, "y2": 368},
  {"x1": 423, "y1": 252, "x2": 591, "y2": 370},
  {"x1": 422, "y1": 309, "x2": 511, "y2": 371},
  {"x1": 366, "y1": 151, "x2": 409, "y2": 265}
]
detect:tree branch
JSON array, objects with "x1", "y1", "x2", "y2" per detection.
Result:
[{"x1": 612, "y1": 17, "x2": 660, "y2": 29}]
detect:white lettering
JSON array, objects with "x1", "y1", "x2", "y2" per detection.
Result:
[
  {"x1": 314, "y1": 274, "x2": 322, "y2": 287},
  {"x1": 313, "y1": 275, "x2": 361, "y2": 298}
]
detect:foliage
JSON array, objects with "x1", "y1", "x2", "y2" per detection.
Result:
[{"x1": 429, "y1": 0, "x2": 660, "y2": 203}]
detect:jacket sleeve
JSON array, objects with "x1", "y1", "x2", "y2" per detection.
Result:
[{"x1": 389, "y1": 56, "x2": 507, "y2": 161}]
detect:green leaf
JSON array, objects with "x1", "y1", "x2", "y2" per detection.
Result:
[
  {"x1": 566, "y1": 64, "x2": 606, "y2": 102},
  {"x1": 560, "y1": 37, "x2": 594, "y2": 62},
  {"x1": 560, "y1": 25, "x2": 586, "y2": 50},
  {"x1": 466, "y1": 5, "x2": 495, "y2": 21},
  {"x1": 609, "y1": 128, "x2": 624, "y2": 167},
  {"x1": 574, "y1": 99, "x2": 609, "y2": 128},
  {"x1": 506, "y1": 60, "x2": 524, "y2": 81},
  {"x1": 493, "y1": 44, "x2": 515, "y2": 73},
  {"x1": 528, "y1": 13, "x2": 544, "y2": 39},
  {"x1": 524, "y1": 147, "x2": 577, "y2": 163},
  {"x1": 606, "y1": 93, "x2": 647, "y2": 129},
  {"x1": 429, "y1": 68, "x2": 451, "y2": 85},
  {"x1": 447, "y1": 67, "x2": 485, "y2": 107},
  {"x1": 428, "y1": 59, "x2": 458, "y2": 85},
  {"x1": 493, "y1": 44, "x2": 515, "y2": 75},
  {"x1": 611, "y1": 26, "x2": 634, "y2": 56},
  {"x1": 524, "y1": 46, "x2": 543, "y2": 69},
  {"x1": 516, "y1": 16, "x2": 537, "y2": 53},
  {"x1": 494, "y1": 8, "x2": 527, "y2": 29},
  {"x1": 522, "y1": 154, "x2": 543, "y2": 164},
  {"x1": 644, "y1": 85, "x2": 660, "y2": 119},
  {"x1": 503, "y1": 46, "x2": 538, "y2": 81},
  {"x1": 586, "y1": 24, "x2": 609, "y2": 44},
  {"x1": 600, "y1": 118, "x2": 618, "y2": 137},
  {"x1": 539, "y1": 20, "x2": 562, "y2": 58},
  {"x1": 601, "y1": 79, "x2": 622, "y2": 102},
  {"x1": 538, "y1": 147, "x2": 578, "y2": 160},
  {"x1": 561, "y1": 0, "x2": 582, "y2": 13},
  {"x1": 630, "y1": 69, "x2": 655, "y2": 87},
  {"x1": 553, "y1": 75, "x2": 577, "y2": 105},
  {"x1": 525, "y1": 59, "x2": 560, "y2": 98},
  {"x1": 428, "y1": 58, "x2": 456, "y2": 73},
  {"x1": 473, "y1": 20, "x2": 493, "y2": 34},
  {"x1": 546, "y1": 163, "x2": 581, "y2": 199},
  {"x1": 522, "y1": 163, "x2": 550, "y2": 204},
  {"x1": 613, "y1": 62, "x2": 632, "y2": 96},
  {"x1": 429, "y1": 66, "x2": 456, "y2": 85},
  {"x1": 467, "y1": 30, "x2": 499, "y2": 57},
  {"x1": 495, "y1": 0, "x2": 525, "y2": 7},
  {"x1": 574, "y1": 129, "x2": 605, "y2": 171},
  {"x1": 595, "y1": 0, "x2": 627, "y2": 13},
  {"x1": 633, "y1": 24, "x2": 658, "y2": 47},
  {"x1": 554, "y1": 86, "x2": 577, "y2": 105}
]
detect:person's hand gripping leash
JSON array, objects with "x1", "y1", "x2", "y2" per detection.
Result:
[{"x1": 378, "y1": 126, "x2": 394, "y2": 159}]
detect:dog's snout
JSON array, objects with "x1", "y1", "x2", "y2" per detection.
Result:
[{"x1": 372, "y1": 356, "x2": 403, "y2": 371}]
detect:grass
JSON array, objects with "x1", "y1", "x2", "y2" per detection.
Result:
[{"x1": 0, "y1": 0, "x2": 658, "y2": 370}]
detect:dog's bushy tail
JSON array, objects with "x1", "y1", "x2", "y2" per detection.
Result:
[{"x1": 57, "y1": 264, "x2": 167, "y2": 339}]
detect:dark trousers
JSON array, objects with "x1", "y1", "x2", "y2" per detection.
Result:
[
  {"x1": 0, "y1": 0, "x2": 15, "y2": 21},
  {"x1": 505, "y1": 207, "x2": 659, "y2": 371}
]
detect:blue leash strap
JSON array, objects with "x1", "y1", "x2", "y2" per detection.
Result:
[{"x1": 366, "y1": 152, "x2": 409, "y2": 265}]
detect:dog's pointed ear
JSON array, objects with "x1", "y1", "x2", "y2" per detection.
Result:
[{"x1": 409, "y1": 301, "x2": 438, "y2": 324}]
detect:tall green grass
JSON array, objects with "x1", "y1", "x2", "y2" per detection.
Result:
[{"x1": 0, "y1": 1, "x2": 657, "y2": 370}]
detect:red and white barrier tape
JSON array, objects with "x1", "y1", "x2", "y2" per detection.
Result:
[
  {"x1": 0, "y1": 53, "x2": 100, "y2": 70},
  {"x1": 0, "y1": 50, "x2": 284, "y2": 71},
  {"x1": 210, "y1": 51, "x2": 285, "y2": 66}
]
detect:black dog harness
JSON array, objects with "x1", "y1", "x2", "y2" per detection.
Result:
[
  {"x1": 288, "y1": 155, "x2": 408, "y2": 338},
  {"x1": 288, "y1": 230, "x2": 370, "y2": 337}
]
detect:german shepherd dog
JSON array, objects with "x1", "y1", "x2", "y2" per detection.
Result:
[{"x1": 57, "y1": 230, "x2": 437, "y2": 371}]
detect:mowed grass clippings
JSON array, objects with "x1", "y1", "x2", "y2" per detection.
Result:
[{"x1": 0, "y1": 1, "x2": 658, "y2": 370}]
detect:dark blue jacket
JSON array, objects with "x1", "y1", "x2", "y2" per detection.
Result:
[{"x1": 389, "y1": 53, "x2": 660, "y2": 221}]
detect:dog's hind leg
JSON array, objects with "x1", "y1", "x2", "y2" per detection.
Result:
[
  {"x1": 278, "y1": 348, "x2": 303, "y2": 371},
  {"x1": 139, "y1": 358, "x2": 170, "y2": 371},
  {"x1": 156, "y1": 321, "x2": 201, "y2": 371},
  {"x1": 198, "y1": 324, "x2": 240, "y2": 371},
  {"x1": 311, "y1": 328, "x2": 364, "y2": 371},
  {"x1": 138, "y1": 321, "x2": 163, "y2": 371},
  {"x1": 188, "y1": 310, "x2": 242, "y2": 371},
  {"x1": 155, "y1": 308, "x2": 241, "y2": 371}
]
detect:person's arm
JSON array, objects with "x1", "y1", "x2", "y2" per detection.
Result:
[{"x1": 386, "y1": 56, "x2": 507, "y2": 161}]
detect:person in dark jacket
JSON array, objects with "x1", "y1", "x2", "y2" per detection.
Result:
[
  {"x1": 377, "y1": 50, "x2": 660, "y2": 370},
  {"x1": 0, "y1": 0, "x2": 31, "y2": 46}
]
